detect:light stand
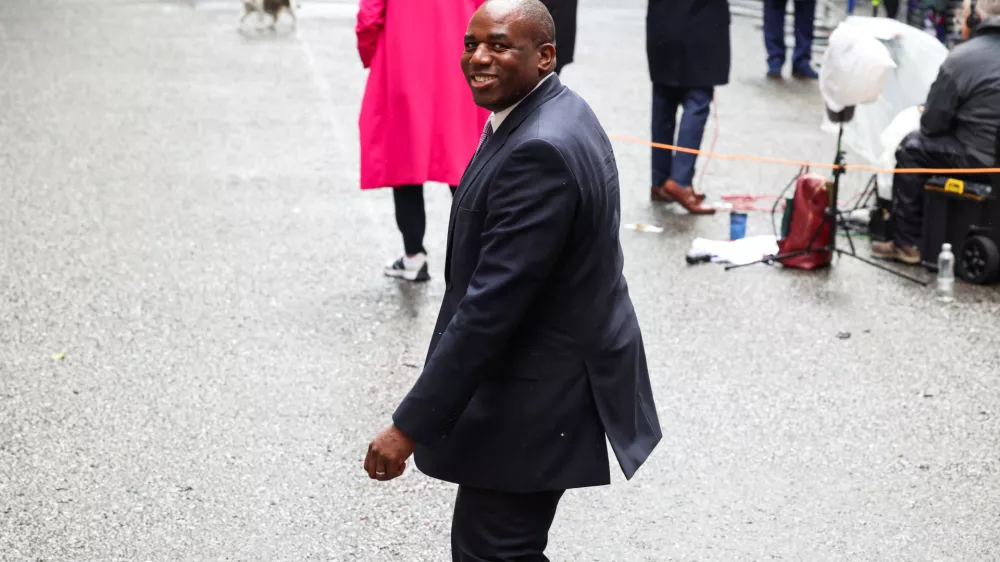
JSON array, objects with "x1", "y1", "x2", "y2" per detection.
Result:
[{"x1": 725, "y1": 107, "x2": 928, "y2": 285}]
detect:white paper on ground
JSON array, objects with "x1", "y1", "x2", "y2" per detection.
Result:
[
  {"x1": 689, "y1": 235, "x2": 780, "y2": 266},
  {"x1": 624, "y1": 223, "x2": 664, "y2": 233}
]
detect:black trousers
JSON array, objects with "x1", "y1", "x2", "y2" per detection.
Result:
[
  {"x1": 392, "y1": 184, "x2": 457, "y2": 256},
  {"x1": 882, "y1": 0, "x2": 900, "y2": 19},
  {"x1": 892, "y1": 131, "x2": 978, "y2": 248},
  {"x1": 451, "y1": 486, "x2": 565, "y2": 562}
]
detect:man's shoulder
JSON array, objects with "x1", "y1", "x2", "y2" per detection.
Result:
[
  {"x1": 512, "y1": 88, "x2": 609, "y2": 153},
  {"x1": 940, "y1": 36, "x2": 1000, "y2": 93},
  {"x1": 945, "y1": 42, "x2": 973, "y2": 65},
  {"x1": 539, "y1": 86, "x2": 595, "y2": 126},
  {"x1": 946, "y1": 34, "x2": 998, "y2": 69}
]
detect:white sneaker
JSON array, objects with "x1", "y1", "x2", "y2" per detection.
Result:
[{"x1": 384, "y1": 253, "x2": 430, "y2": 282}]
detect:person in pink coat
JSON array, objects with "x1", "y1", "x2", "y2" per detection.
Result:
[{"x1": 356, "y1": 0, "x2": 491, "y2": 282}]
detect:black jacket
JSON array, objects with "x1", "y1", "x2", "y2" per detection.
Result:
[
  {"x1": 920, "y1": 15, "x2": 1000, "y2": 166},
  {"x1": 392, "y1": 75, "x2": 662, "y2": 493},
  {"x1": 646, "y1": 0, "x2": 731, "y2": 87},
  {"x1": 540, "y1": 0, "x2": 578, "y2": 72}
]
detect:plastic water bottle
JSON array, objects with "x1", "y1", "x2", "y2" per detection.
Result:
[
  {"x1": 730, "y1": 212, "x2": 747, "y2": 240},
  {"x1": 937, "y1": 243, "x2": 955, "y2": 302}
]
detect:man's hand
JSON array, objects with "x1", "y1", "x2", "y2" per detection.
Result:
[{"x1": 363, "y1": 424, "x2": 415, "y2": 481}]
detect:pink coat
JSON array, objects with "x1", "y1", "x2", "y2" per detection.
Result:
[{"x1": 356, "y1": 0, "x2": 491, "y2": 190}]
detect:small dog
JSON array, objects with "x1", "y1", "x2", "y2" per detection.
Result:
[{"x1": 240, "y1": 0, "x2": 297, "y2": 30}]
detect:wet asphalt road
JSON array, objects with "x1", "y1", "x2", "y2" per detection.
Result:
[{"x1": 2, "y1": 0, "x2": 1000, "y2": 560}]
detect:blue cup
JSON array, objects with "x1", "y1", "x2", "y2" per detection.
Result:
[{"x1": 730, "y1": 212, "x2": 747, "y2": 240}]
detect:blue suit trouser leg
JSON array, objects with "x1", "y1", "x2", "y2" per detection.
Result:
[
  {"x1": 792, "y1": 0, "x2": 816, "y2": 70},
  {"x1": 763, "y1": 0, "x2": 787, "y2": 68}
]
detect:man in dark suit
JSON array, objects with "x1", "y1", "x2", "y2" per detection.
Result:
[
  {"x1": 646, "y1": 0, "x2": 730, "y2": 214},
  {"x1": 363, "y1": 0, "x2": 662, "y2": 559}
]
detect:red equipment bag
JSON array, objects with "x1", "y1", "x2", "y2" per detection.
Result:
[{"x1": 777, "y1": 173, "x2": 833, "y2": 270}]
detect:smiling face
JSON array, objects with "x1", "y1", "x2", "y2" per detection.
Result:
[{"x1": 461, "y1": 3, "x2": 556, "y2": 113}]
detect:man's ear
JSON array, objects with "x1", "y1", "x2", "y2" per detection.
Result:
[{"x1": 538, "y1": 43, "x2": 556, "y2": 73}]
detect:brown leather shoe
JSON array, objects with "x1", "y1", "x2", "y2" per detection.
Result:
[
  {"x1": 651, "y1": 185, "x2": 675, "y2": 202},
  {"x1": 652, "y1": 184, "x2": 706, "y2": 203},
  {"x1": 661, "y1": 180, "x2": 715, "y2": 214}
]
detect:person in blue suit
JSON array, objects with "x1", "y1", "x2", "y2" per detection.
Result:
[
  {"x1": 763, "y1": 0, "x2": 820, "y2": 79},
  {"x1": 646, "y1": 0, "x2": 731, "y2": 214}
]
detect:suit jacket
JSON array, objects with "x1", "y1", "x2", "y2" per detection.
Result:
[
  {"x1": 392, "y1": 75, "x2": 661, "y2": 494},
  {"x1": 646, "y1": 0, "x2": 730, "y2": 88}
]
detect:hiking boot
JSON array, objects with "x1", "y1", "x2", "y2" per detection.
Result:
[{"x1": 871, "y1": 241, "x2": 921, "y2": 265}]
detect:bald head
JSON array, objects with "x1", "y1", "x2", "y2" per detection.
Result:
[
  {"x1": 462, "y1": 0, "x2": 558, "y2": 112},
  {"x1": 482, "y1": 0, "x2": 556, "y2": 46}
]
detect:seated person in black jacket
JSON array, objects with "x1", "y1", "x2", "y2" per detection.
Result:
[{"x1": 872, "y1": 0, "x2": 1000, "y2": 264}]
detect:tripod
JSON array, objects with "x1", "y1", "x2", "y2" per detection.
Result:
[{"x1": 725, "y1": 117, "x2": 928, "y2": 285}]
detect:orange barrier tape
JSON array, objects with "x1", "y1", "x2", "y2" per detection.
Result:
[{"x1": 608, "y1": 134, "x2": 1000, "y2": 176}]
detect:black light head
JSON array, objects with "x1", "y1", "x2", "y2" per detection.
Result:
[{"x1": 825, "y1": 106, "x2": 856, "y2": 124}]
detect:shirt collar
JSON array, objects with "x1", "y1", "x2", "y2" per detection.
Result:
[{"x1": 488, "y1": 73, "x2": 555, "y2": 132}]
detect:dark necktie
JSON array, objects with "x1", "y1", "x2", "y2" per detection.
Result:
[{"x1": 471, "y1": 120, "x2": 494, "y2": 164}]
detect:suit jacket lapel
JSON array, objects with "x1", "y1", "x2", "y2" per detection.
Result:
[
  {"x1": 444, "y1": 137, "x2": 506, "y2": 282},
  {"x1": 444, "y1": 75, "x2": 566, "y2": 283}
]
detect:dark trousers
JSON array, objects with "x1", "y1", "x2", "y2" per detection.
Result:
[
  {"x1": 451, "y1": 486, "x2": 565, "y2": 562},
  {"x1": 651, "y1": 84, "x2": 713, "y2": 188},
  {"x1": 392, "y1": 184, "x2": 457, "y2": 256},
  {"x1": 892, "y1": 131, "x2": 977, "y2": 248},
  {"x1": 883, "y1": 0, "x2": 900, "y2": 18},
  {"x1": 763, "y1": 0, "x2": 816, "y2": 71}
]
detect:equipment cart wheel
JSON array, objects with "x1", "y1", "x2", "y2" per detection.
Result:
[{"x1": 957, "y1": 235, "x2": 1000, "y2": 285}]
